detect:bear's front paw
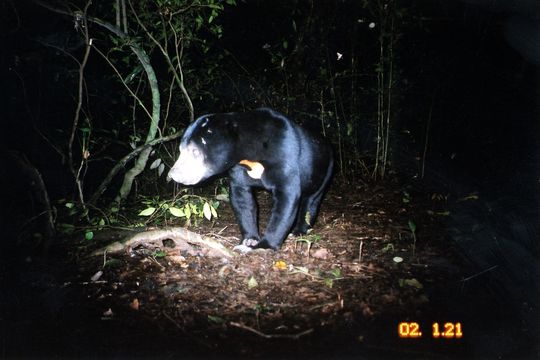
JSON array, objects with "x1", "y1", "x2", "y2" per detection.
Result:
[
  {"x1": 233, "y1": 238, "x2": 259, "y2": 253},
  {"x1": 242, "y1": 238, "x2": 260, "y2": 247},
  {"x1": 251, "y1": 239, "x2": 278, "y2": 250},
  {"x1": 233, "y1": 244, "x2": 253, "y2": 253}
]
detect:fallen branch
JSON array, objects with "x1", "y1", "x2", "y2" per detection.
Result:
[
  {"x1": 229, "y1": 322, "x2": 314, "y2": 340},
  {"x1": 91, "y1": 227, "x2": 235, "y2": 258}
]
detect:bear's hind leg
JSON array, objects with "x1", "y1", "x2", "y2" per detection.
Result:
[
  {"x1": 291, "y1": 191, "x2": 325, "y2": 235},
  {"x1": 292, "y1": 161, "x2": 333, "y2": 235},
  {"x1": 255, "y1": 187, "x2": 300, "y2": 250},
  {"x1": 292, "y1": 197, "x2": 311, "y2": 236}
]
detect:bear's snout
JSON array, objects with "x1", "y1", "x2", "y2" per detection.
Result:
[{"x1": 168, "y1": 143, "x2": 211, "y2": 185}]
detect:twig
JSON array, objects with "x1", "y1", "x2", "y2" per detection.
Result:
[
  {"x1": 91, "y1": 44, "x2": 152, "y2": 121},
  {"x1": 358, "y1": 240, "x2": 363, "y2": 263},
  {"x1": 460, "y1": 265, "x2": 498, "y2": 282},
  {"x1": 128, "y1": 0, "x2": 194, "y2": 121},
  {"x1": 69, "y1": 0, "x2": 93, "y2": 210},
  {"x1": 229, "y1": 322, "x2": 313, "y2": 340},
  {"x1": 421, "y1": 99, "x2": 434, "y2": 179}
]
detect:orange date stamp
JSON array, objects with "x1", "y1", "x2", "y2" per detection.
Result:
[{"x1": 398, "y1": 322, "x2": 463, "y2": 339}]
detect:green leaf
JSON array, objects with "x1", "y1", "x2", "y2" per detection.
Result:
[
  {"x1": 247, "y1": 276, "x2": 258, "y2": 289},
  {"x1": 208, "y1": 315, "x2": 225, "y2": 324},
  {"x1": 169, "y1": 207, "x2": 185, "y2": 217},
  {"x1": 153, "y1": 250, "x2": 167, "y2": 258},
  {"x1": 404, "y1": 278, "x2": 423, "y2": 289},
  {"x1": 324, "y1": 278, "x2": 334, "y2": 288},
  {"x1": 408, "y1": 220, "x2": 416, "y2": 233},
  {"x1": 195, "y1": 16, "x2": 203, "y2": 29},
  {"x1": 330, "y1": 268, "x2": 341, "y2": 278},
  {"x1": 65, "y1": 202, "x2": 74, "y2": 209},
  {"x1": 215, "y1": 193, "x2": 229, "y2": 202},
  {"x1": 304, "y1": 211, "x2": 311, "y2": 226},
  {"x1": 139, "y1": 207, "x2": 156, "y2": 216},
  {"x1": 203, "y1": 202, "x2": 212, "y2": 220},
  {"x1": 85, "y1": 231, "x2": 94, "y2": 241},
  {"x1": 150, "y1": 158, "x2": 162, "y2": 170},
  {"x1": 382, "y1": 243, "x2": 394, "y2": 252},
  {"x1": 210, "y1": 204, "x2": 218, "y2": 218}
]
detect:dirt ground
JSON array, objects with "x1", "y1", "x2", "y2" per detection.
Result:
[{"x1": 2, "y1": 178, "x2": 499, "y2": 359}]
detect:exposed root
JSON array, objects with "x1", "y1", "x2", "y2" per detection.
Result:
[{"x1": 91, "y1": 227, "x2": 235, "y2": 258}]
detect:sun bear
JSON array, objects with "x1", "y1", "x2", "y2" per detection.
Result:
[{"x1": 168, "y1": 108, "x2": 333, "y2": 251}]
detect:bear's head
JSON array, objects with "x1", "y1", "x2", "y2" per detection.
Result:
[{"x1": 168, "y1": 115, "x2": 237, "y2": 185}]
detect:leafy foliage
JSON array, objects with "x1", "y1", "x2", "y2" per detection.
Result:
[{"x1": 138, "y1": 192, "x2": 221, "y2": 226}]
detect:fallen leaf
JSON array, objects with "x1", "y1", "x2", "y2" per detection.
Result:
[
  {"x1": 274, "y1": 260, "x2": 287, "y2": 271},
  {"x1": 312, "y1": 248, "x2": 329, "y2": 259},
  {"x1": 293, "y1": 266, "x2": 309, "y2": 275},
  {"x1": 360, "y1": 302, "x2": 374, "y2": 317},
  {"x1": 90, "y1": 270, "x2": 103, "y2": 282},
  {"x1": 168, "y1": 255, "x2": 186, "y2": 264},
  {"x1": 130, "y1": 298, "x2": 139, "y2": 311},
  {"x1": 458, "y1": 193, "x2": 479, "y2": 202},
  {"x1": 218, "y1": 265, "x2": 232, "y2": 277},
  {"x1": 404, "y1": 278, "x2": 423, "y2": 289},
  {"x1": 381, "y1": 294, "x2": 397, "y2": 304},
  {"x1": 247, "y1": 276, "x2": 258, "y2": 289},
  {"x1": 208, "y1": 315, "x2": 225, "y2": 324}
]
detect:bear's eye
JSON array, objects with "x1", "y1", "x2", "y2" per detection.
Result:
[{"x1": 192, "y1": 147, "x2": 200, "y2": 157}]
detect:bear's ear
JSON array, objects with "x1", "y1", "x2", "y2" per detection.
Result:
[
  {"x1": 223, "y1": 119, "x2": 239, "y2": 141},
  {"x1": 225, "y1": 119, "x2": 239, "y2": 129}
]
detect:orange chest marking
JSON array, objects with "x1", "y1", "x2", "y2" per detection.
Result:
[{"x1": 239, "y1": 160, "x2": 265, "y2": 179}]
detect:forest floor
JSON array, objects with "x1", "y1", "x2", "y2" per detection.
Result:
[{"x1": 2, "y1": 176, "x2": 527, "y2": 359}]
